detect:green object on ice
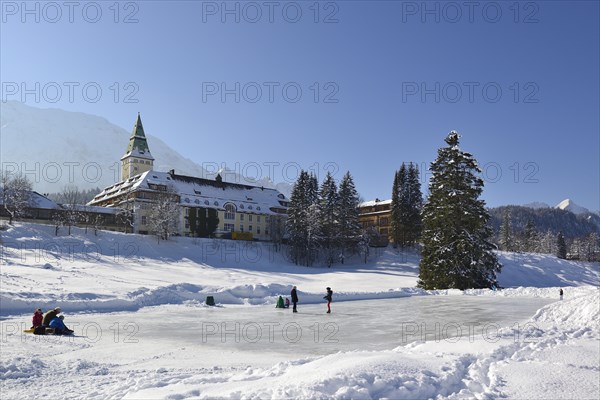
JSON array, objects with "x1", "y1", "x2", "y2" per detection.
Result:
[
  {"x1": 276, "y1": 296, "x2": 285, "y2": 308},
  {"x1": 206, "y1": 296, "x2": 215, "y2": 306}
]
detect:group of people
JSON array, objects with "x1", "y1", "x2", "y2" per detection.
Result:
[
  {"x1": 31, "y1": 307, "x2": 74, "y2": 335},
  {"x1": 276, "y1": 286, "x2": 334, "y2": 314}
]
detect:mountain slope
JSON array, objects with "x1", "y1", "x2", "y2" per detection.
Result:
[
  {"x1": 0, "y1": 101, "x2": 291, "y2": 196},
  {"x1": 556, "y1": 199, "x2": 590, "y2": 215}
]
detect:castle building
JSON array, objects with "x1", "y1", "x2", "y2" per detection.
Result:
[{"x1": 88, "y1": 114, "x2": 289, "y2": 239}]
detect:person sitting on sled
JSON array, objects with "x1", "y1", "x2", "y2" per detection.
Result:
[
  {"x1": 49, "y1": 315, "x2": 74, "y2": 335},
  {"x1": 31, "y1": 308, "x2": 43, "y2": 329},
  {"x1": 285, "y1": 297, "x2": 290, "y2": 308},
  {"x1": 42, "y1": 307, "x2": 61, "y2": 327},
  {"x1": 276, "y1": 296, "x2": 285, "y2": 308}
]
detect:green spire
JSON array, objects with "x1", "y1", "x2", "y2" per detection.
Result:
[{"x1": 125, "y1": 113, "x2": 153, "y2": 157}]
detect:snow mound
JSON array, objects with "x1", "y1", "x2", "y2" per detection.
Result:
[{"x1": 532, "y1": 287, "x2": 600, "y2": 327}]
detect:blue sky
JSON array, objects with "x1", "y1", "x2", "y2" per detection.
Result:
[{"x1": 1, "y1": 0, "x2": 599, "y2": 211}]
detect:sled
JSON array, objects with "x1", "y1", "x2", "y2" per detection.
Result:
[{"x1": 23, "y1": 328, "x2": 67, "y2": 335}]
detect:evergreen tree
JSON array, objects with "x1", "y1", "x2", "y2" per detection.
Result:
[
  {"x1": 390, "y1": 166, "x2": 404, "y2": 246},
  {"x1": 405, "y1": 163, "x2": 423, "y2": 245},
  {"x1": 499, "y1": 209, "x2": 513, "y2": 251},
  {"x1": 523, "y1": 219, "x2": 538, "y2": 252},
  {"x1": 337, "y1": 171, "x2": 361, "y2": 258},
  {"x1": 188, "y1": 208, "x2": 198, "y2": 236},
  {"x1": 418, "y1": 131, "x2": 501, "y2": 290},
  {"x1": 196, "y1": 208, "x2": 208, "y2": 236},
  {"x1": 319, "y1": 172, "x2": 339, "y2": 267},
  {"x1": 391, "y1": 163, "x2": 423, "y2": 247},
  {"x1": 206, "y1": 208, "x2": 219, "y2": 237},
  {"x1": 287, "y1": 171, "x2": 320, "y2": 265},
  {"x1": 556, "y1": 231, "x2": 567, "y2": 259}
]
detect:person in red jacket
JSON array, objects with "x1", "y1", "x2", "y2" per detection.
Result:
[{"x1": 31, "y1": 308, "x2": 43, "y2": 329}]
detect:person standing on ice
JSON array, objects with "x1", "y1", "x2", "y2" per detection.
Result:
[
  {"x1": 291, "y1": 286, "x2": 299, "y2": 313},
  {"x1": 559, "y1": 288, "x2": 564, "y2": 300},
  {"x1": 31, "y1": 308, "x2": 43, "y2": 329},
  {"x1": 42, "y1": 307, "x2": 61, "y2": 327},
  {"x1": 324, "y1": 287, "x2": 333, "y2": 313}
]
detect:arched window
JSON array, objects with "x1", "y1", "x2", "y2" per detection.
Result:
[{"x1": 224, "y1": 203, "x2": 236, "y2": 220}]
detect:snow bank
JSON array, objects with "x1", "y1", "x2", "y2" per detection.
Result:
[
  {"x1": 1, "y1": 222, "x2": 598, "y2": 317},
  {"x1": 532, "y1": 286, "x2": 600, "y2": 327}
]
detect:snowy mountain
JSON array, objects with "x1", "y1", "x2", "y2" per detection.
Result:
[
  {"x1": 0, "y1": 101, "x2": 292, "y2": 196},
  {"x1": 522, "y1": 201, "x2": 551, "y2": 209},
  {"x1": 555, "y1": 198, "x2": 591, "y2": 215}
]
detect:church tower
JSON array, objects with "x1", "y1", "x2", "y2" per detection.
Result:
[{"x1": 121, "y1": 113, "x2": 154, "y2": 181}]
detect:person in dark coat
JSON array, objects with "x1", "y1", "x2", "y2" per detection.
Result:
[
  {"x1": 42, "y1": 307, "x2": 61, "y2": 327},
  {"x1": 559, "y1": 288, "x2": 564, "y2": 300},
  {"x1": 324, "y1": 287, "x2": 333, "y2": 313},
  {"x1": 291, "y1": 286, "x2": 299, "y2": 313}
]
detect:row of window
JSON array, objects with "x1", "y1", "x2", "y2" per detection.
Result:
[
  {"x1": 131, "y1": 159, "x2": 152, "y2": 165},
  {"x1": 222, "y1": 223, "x2": 265, "y2": 235}
]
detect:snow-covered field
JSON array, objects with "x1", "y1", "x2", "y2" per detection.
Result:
[{"x1": 1, "y1": 223, "x2": 598, "y2": 399}]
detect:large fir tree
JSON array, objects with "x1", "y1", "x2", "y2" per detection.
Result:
[
  {"x1": 418, "y1": 131, "x2": 501, "y2": 290},
  {"x1": 390, "y1": 168, "x2": 403, "y2": 246},
  {"x1": 287, "y1": 171, "x2": 320, "y2": 266},
  {"x1": 319, "y1": 172, "x2": 339, "y2": 267},
  {"x1": 404, "y1": 163, "x2": 423, "y2": 246},
  {"x1": 337, "y1": 171, "x2": 361, "y2": 258},
  {"x1": 391, "y1": 163, "x2": 423, "y2": 247}
]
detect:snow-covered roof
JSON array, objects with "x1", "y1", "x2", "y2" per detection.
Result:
[
  {"x1": 0, "y1": 190, "x2": 61, "y2": 210},
  {"x1": 359, "y1": 199, "x2": 392, "y2": 208},
  {"x1": 66, "y1": 204, "x2": 123, "y2": 215},
  {"x1": 90, "y1": 170, "x2": 289, "y2": 215}
]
